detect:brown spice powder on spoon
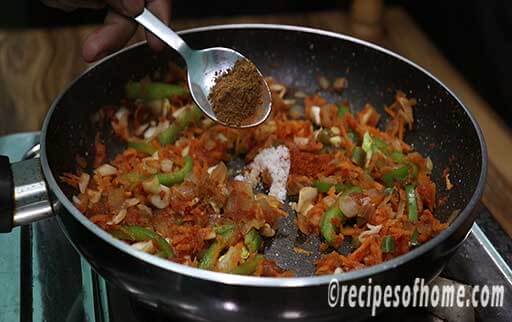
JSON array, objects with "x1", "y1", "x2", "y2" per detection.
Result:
[{"x1": 208, "y1": 59, "x2": 263, "y2": 127}]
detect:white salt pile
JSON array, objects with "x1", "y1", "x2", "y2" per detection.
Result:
[{"x1": 235, "y1": 145, "x2": 290, "y2": 202}]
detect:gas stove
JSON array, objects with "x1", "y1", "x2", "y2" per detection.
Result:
[{"x1": 1, "y1": 133, "x2": 511, "y2": 322}]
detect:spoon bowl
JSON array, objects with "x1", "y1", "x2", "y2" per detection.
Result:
[
  {"x1": 135, "y1": 9, "x2": 272, "y2": 128},
  {"x1": 187, "y1": 47, "x2": 272, "y2": 128}
]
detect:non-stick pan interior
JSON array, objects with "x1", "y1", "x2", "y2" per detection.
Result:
[{"x1": 44, "y1": 26, "x2": 483, "y2": 276}]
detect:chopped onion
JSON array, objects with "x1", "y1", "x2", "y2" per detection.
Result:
[
  {"x1": 149, "y1": 186, "x2": 170, "y2": 209},
  {"x1": 135, "y1": 123, "x2": 149, "y2": 136},
  {"x1": 360, "y1": 108, "x2": 373, "y2": 125},
  {"x1": 161, "y1": 98, "x2": 171, "y2": 117},
  {"x1": 207, "y1": 163, "x2": 218, "y2": 175},
  {"x1": 115, "y1": 107, "x2": 129, "y2": 121},
  {"x1": 72, "y1": 195, "x2": 81, "y2": 205},
  {"x1": 87, "y1": 189, "x2": 101, "y2": 204},
  {"x1": 296, "y1": 187, "x2": 318, "y2": 213},
  {"x1": 181, "y1": 146, "x2": 190, "y2": 157},
  {"x1": 311, "y1": 106, "x2": 321, "y2": 125},
  {"x1": 172, "y1": 105, "x2": 188, "y2": 119},
  {"x1": 303, "y1": 204, "x2": 314, "y2": 216},
  {"x1": 149, "y1": 194, "x2": 170, "y2": 209},
  {"x1": 293, "y1": 137, "x2": 309, "y2": 146},
  {"x1": 160, "y1": 159, "x2": 174, "y2": 173},
  {"x1": 426, "y1": 157, "x2": 433, "y2": 173},
  {"x1": 108, "y1": 209, "x2": 127, "y2": 225},
  {"x1": 358, "y1": 224, "x2": 382, "y2": 242},
  {"x1": 260, "y1": 223, "x2": 276, "y2": 237},
  {"x1": 204, "y1": 229, "x2": 216, "y2": 240},
  {"x1": 131, "y1": 240, "x2": 155, "y2": 253},
  {"x1": 216, "y1": 133, "x2": 228, "y2": 142},
  {"x1": 143, "y1": 120, "x2": 169, "y2": 140},
  {"x1": 78, "y1": 173, "x2": 90, "y2": 194},
  {"x1": 96, "y1": 164, "x2": 117, "y2": 176},
  {"x1": 123, "y1": 198, "x2": 140, "y2": 208},
  {"x1": 329, "y1": 136, "x2": 342, "y2": 147},
  {"x1": 322, "y1": 195, "x2": 337, "y2": 208},
  {"x1": 330, "y1": 127, "x2": 340, "y2": 135},
  {"x1": 334, "y1": 267, "x2": 343, "y2": 274},
  {"x1": 338, "y1": 195, "x2": 360, "y2": 218},
  {"x1": 144, "y1": 127, "x2": 158, "y2": 139}
]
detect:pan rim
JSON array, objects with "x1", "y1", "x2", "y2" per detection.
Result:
[{"x1": 40, "y1": 23, "x2": 487, "y2": 287}]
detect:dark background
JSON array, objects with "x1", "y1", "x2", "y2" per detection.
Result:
[{"x1": 2, "y1": 0, "x2": 511, "y2": 128}]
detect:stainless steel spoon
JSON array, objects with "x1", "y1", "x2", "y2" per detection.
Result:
[{"x1": 135, "y1": 8, "x2": 272, "y2": 128}]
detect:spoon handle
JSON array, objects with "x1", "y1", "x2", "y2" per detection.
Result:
[{"x1": 135, "y1": 8, "x2": 193, "y2": 60}]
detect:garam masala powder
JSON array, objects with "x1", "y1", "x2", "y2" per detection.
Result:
[{"x1": 208, "y1": 59, "x2": 263, "y2": 127}]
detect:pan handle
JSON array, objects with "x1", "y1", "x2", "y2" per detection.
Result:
[{"x1": 0, "y1": 155, "x2": 53, "y2": 233}]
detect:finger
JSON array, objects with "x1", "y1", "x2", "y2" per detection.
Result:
[
  {"x1": 144, "y1": 0, "x2": 172, "y2": 51},
  {"x1": 105, "y1": 0, "x2": 144, "y2": 16},
  {"x1": 82, "y1": 10, "x2": 138, "y2": 62}
]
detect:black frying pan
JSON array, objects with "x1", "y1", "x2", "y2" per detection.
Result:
[{"x1": 0, "y1": 25, "x2": 486, "y2": 321}]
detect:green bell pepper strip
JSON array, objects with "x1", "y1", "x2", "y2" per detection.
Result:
[
  {"x1": 390, "y1": 151, "x2": 405, "y2": 163},
  {"x1": 405, "y1": 185, "x2": 418, "y2": 222},
  {"x1": 381, "y1": 235, "x2": 395, "y2": 253},
  {"x1": 373, "y1": 137, "x2": 388, "y2": 150},
  {"x1": 319, "y1": 184, "x2": 362, "y2": 244},
  {"x1": 410, "y1": 228, "x2": 420, "y2": 247},
  {"x1": 231, "y1": 254, "x2": 264, "y2": 275},
  {"x1": 158, "y1": 105, "x2": 203, "y2": 145},
  {"x1": 121, "y1": 155, "x2": 193, "y2": 187},
  {"x1": 125, "y1": 81, "x2": 186, "y2": 100},
  {"x1": 120, "y1": 172, "x2": 145, "y2": 185},
  {"x1": 313, "y1": 181, "x2": 361, "y2": 195},
  {"x1": 127, "y1": 141, "x2": 157, "y2": 155},
  {"x1": 314, "y1": 180, "x2": 334, "y2": 193},
  {"x1": 342, "y1": 185, "x2": 363, "y2": 196},
  {"x1": 244, "y1": 229, "x2": 262, "y2": 253},
  {"x1": 156, "y1": 155, "x2": 193, "y2": 186},
  {"x1": 313, "y1": 181, "x2": 346, "y2": 193},
  {"x1": 320, "y1": 207, "x2": 344, "y2": 245},
  {"x1": 362, "y1": 132, "x2": 389, "y2": 166},
  {"x1": 199, "y1": 224, "x2": 236, "y2": 270},
  {"x1": 110, "y1": 225, "x2": 173, "y2": 258},
  {"x1": 382, "y1": 166, "x2": 409, "y2": 187},
  {"x1": 337, "y1": 104, "x2": 350, "y2": 118},
  {"x1": 351, "y1": 146, "x2": 365, "y2": 166}
]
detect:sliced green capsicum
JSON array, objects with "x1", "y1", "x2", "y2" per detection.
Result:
[
  {"x1": 158, "y1": 104, "x2": 202, "y2": 145},
  {"x1": 125, "y1": 81, "x2": 186, "y2": 100},
  {"x1": 199, "y1": 224, "x2": 237, "y2": 270},
  {"x1": 110, "y1": 225, "x2": 173, "y2": 258},
  {"x1": 405, "y1": 184, "x2": 418, "y2": 222},
  {"x1": 127, "y1": 140, "x2": 157, "y2": 155},
  {"x1": 156, "y1": 155, "x2": 193, "y2": 186}
]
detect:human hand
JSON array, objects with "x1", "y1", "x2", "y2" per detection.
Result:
[{"x1": 42, "y1": 0, "x2": 171, "y2": 62}]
